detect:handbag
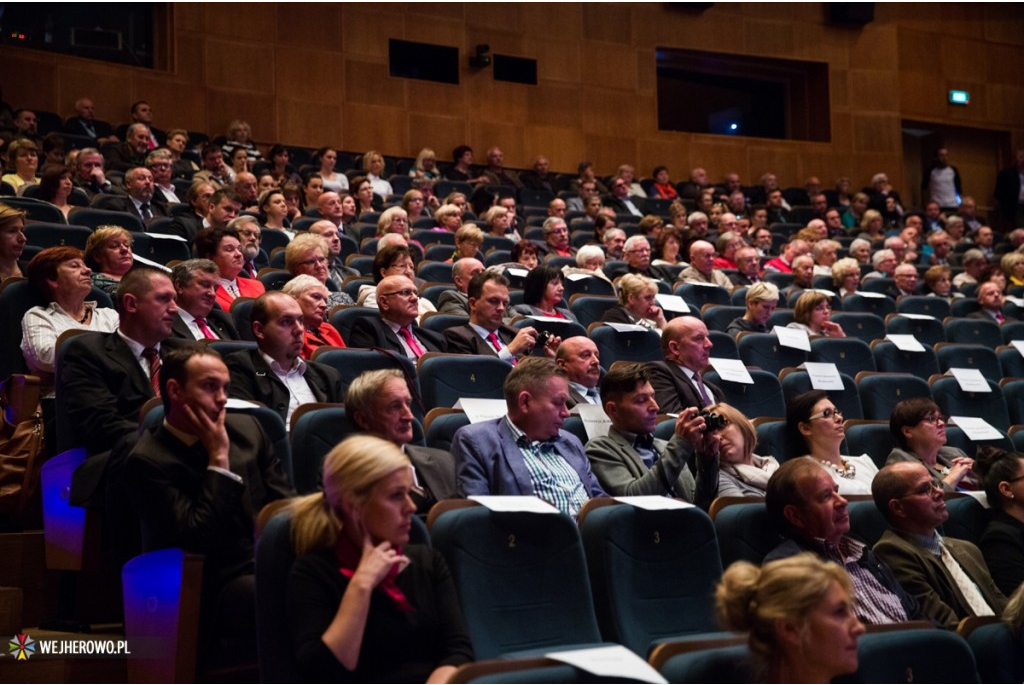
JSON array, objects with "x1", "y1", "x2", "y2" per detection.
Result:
[{"x1": 0, "y1": 375, "x2": 45, "y2": 518}]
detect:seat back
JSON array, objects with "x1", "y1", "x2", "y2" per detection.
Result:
[
  {"x1": 255, "y1": 512, "x2": 298, "y2": 682},
  {"x1": 418, "y1": 353, "x2": 512, "y2": 410},
  {"x1": 898, "y1": 295, "x2": 951, "y2": 319},
  {"x1": 964, "y1": 620, "x2": 1024, "y2": 684},
  {"x1": 808, "y1": 337, "x2": 875, "y2": 379},
  {"x1": 935, "y1": 343, "x2": 1003, "y2": 384},
  {"x1": 511, "y1": 315, "x2": 588, "y2": 342},
  {"x1": 326, "y1": 305, "x2": 374, "y2": 342},
  {"x1": 870, "y1": 340, "x2": 940, "y2": 380},
  {"x1": 780, "y1": 370, "x2": 863, "y2": 420},
  {"x1": 885, "y1": 314, "x2": 946, "y2": 347},
  {"x1": 831, "y1": 312, "x2": 886, "y2": 345},
  {"x1": 737, "y1": 333, "x2": 807, "y2": 376},
  {"x1": 311, "y1": 346, "x2": 418, "y2": 400},
  {"x1": 997, "y1": 346, "x2": 1024, "y2": 379},
  {"x1": 580, "y1": 501, "x2": 722, "y2": 655},
  {"x1": 25, "y1": 222, "x2": 93, "y2": 249},
  {"x1": 846, "y1": 497, "x2": 890, "y2": 547},
  {"x1": 562, "y1": 274, "x2": 615, "y2": 299},
  {"x1": 657, "y1": 643, "x2": 756, "y2": 684},
  {"x1": 708, "y1": 330, "x2": 740, "y2": 360},
  {"x1": 69, "y1": 207, "x2": 145, "y2": 233},
  {"x1": 855, "y1": 372, "x2": 932, "y2": 421},
  {"x1": 568, "y1": 294, "x2": 619, "y2": 328},
  {"x1": 711, "y1": 500, "x2": 781, "y2": 567},
  {"x1": 833, "y1": 628, "x2": 980, "y2": 684},
  {"x1": 944, "y1": 317, "x2": 1003, "y2": 348},
  {"x1": 420, "y1": 312, "x2": 470, "y2": 334},
  {"x1": 705, "y1": 369, "x2": 786, "y2": 419},
  {"x1": 430, "y1": 504, "x2": 602, "y2": 659},
  {"x1": 130, "y1": 231, "x2": 192, "y2": 266},
  {"x1": 930, "y1": 376, "x2": 1010, "y2": 432},
  {"x1": 701, "y1": 305, "x2": 746, "y2": 334},
  {"x1": 942, "y1": 495, "x2": 991, "y2": 545},
  {"x1": 589, "y1": 324, "x2": 663, "y2": 365},
  {"x1": 122, "y1": 549, "x2": 204, "y2": 683},
  {"x1": 842, "y1": 293, "x2": 897, "y2": 318},
  {"x1": 423, "y1": 408, "x2": 471, "y2": 452},
  {"x1": 843, "y1": 420, "x2": 895, "y2": 469},
  {"x1": 675, "y1": 283, "x2": 731, "y2": 310}
]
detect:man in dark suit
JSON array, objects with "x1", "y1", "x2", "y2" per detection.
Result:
[
  {"x1": 120, "y1": 345, "x2": 292, "y2": 668},
  {"x1": 91, "y1": 166, "x2": 170, "y2": 224},
  {"x1": 763, "y1": 458, "x2": 924, "y2": 625},
  {"x1": 451, "y1": 358, "x2": 605, "y2": 518},
  {"x1": 170, "y1": 259, "x2": 239, "y2": 341},
  {"x1": 63, "y1": 97, "x2": 117, "y2": 145},
  {"x1": 224, "y1": 292, "x2": 342, "y2": 427},
  {"x1": 444, "y1": 271, "x2": 559, "y2": 361},
  {"x1": 994, "y1": 149, "x2": 1024, "y2": 230},
  {"x1": 969, "y1": 280, "x2": 1019, "y2": 324},
  {"x1": 114, "y1": 100, "x2": 165, "y2": 148},
  {"x1": 532, "y1": 217, "x2": 577, "y2": 259},
  {"x1": 586, "y1": 363, "x2": 719, "y2": 509},
  {"x1": 729, "y1": 245, "x2": 763, "y2": 287},
  {"x1": 604, "y1": 175, "x2": 645, "y2": 218},
  {"x1": 348, "y1": 274, "x2": 446, "y2": 356},
  {"x1": 346, "y1": 369, "x2": 456, "y2": 514},
  {"x1": 436, "y1": 258, "x2": 484, "y2": 316},
  {"x1": 73, "y1": 148, "x2": 122, "y2": 200},
  {"x1": 872, "y1": 462, "x2": 1007, "y2": 629},
  {"x1": 61, "y1": 267, "x2": 188, "y2": 502},
  {"x1": 648, "y1": 315, "x2": 723, "y2": 414},
  {"x1": 106, "y1": 123, "x2": 152, "y2": 172},
  {"x1": 555, "y1": 336, "x2": 602, "y2": 409}
]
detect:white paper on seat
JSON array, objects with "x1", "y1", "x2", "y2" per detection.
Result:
[
  {"x1": 527, "y1": 315, "x2": 568, "y2": 323},
  {"x1": 614, "y1": 496, "x2": 694, "y2": 511},
  {"x1": 684, "y1": 281, "x2": 724, "y2": 288},
  {"x1": 949, "y1": 415, "x2": 1002, "y2": 440},
  {"x1": 132, "y1": 254, "x2": 172, "y2": 272},
  {"x1": 957, "y1": 490, "x2": 991, "y2": 509},
  {"x1": 546, "y1": 644, "x2": 669, "y2": 684},
  {"x1": 800, "y1": 362, "x2": 844, "y2": 390},
  {"x1": 896, "y1": 312, "x2": 939, "y2": 321},
  {"x1": 1011, "y1": 340, "x2": 1024, "y2": 357},
  {"x1": 809, "y1": 287, "x2": 837, "y2": 298},
  {"x1": 885, "y1": 333, "x2": 926, "y2": 352},
  {"x1": 507, "y1": 268, "x2": 529, "y2": 278},
  {"x1": 577, "y1": 403, "x2": 611, "y2": 440},
  {"x1": 772, "y1": 325, "x2": 811, "y2": 351},
  {"x1": 948, "y1": 368, "x2": 991, "y2": 393},
  {"x1": 564, "y1": 272, "x2": 593, "y2": 282},
  {"x1": 226, "y1": 398, "x2": 261, "y2": 409},
  {"x1": 857, "y1": 291, "x2": 888, "y2": 299},
  {"x1": 708, "y1": 357, "x2": 754, "y2": 384},
  {"x1": 655, "y1": 293, "x2": 689, "y2": 313},
  {"x1": 604, "y1": 322, "x2": 648, "y2": 333},
  {"x1": 455, "y1": 398, "x2": 508, "y2": 422},
  {"x1": 468, "y1": 496, "x2": 560, "y2": 514}
]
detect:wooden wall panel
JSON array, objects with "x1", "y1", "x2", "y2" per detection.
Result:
[{"x1": 0, "y1": 2, "x2": 1020, "y2": 203}]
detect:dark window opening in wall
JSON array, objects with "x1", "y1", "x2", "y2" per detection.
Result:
[
  {"x1": 389, "y1": 39, "x2": 460, "y2": 85},
  {"x1": 493, "y1": 54, "x2": 537, "y2": 85},
  {"x1": 0, "y1": 3, "x2": 158, "y2": 68},
  {"x1": 656, "y1": 48, "x2": 830, "y2": 142}
]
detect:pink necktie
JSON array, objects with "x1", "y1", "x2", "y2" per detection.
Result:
[
  {"x1": 489, "y1": 331, "x2": 515, "y2": 365},
  {"x1": 195, "y1": 317, "x2": 216, "y2": 339},
  {"x1": 142, "y1": 347, "x2": 161, "y2": 396},
  {"x1": 400, "y1": 326, "x2": 425, "y2": 358}
]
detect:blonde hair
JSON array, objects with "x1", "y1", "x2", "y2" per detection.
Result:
[
  {"x1": 455, "y1": 223, "x2": 484, "y2": 246},
  {"x1": 281, "y1": 274, "x2": 324, "y2": 299},
  {"x1": 376, "y1": 206, "x2": 409, "y2": 238},
  {"x1": 716, "y1": 553, "x2": 853, "y2": 662},
  {"x1": 85, "y1": 225, "x2": 132, "y2": 263},
  {"x1": 831, "y1": 257, "x2": 860, "y2": 288},
  {"x1": 745, "y1": 281, "x2": 779, "y2": 304},
  {"x1": 616, "y1": 273, "x2": 656, "y2": 306},
  {"x1": 288, "y1": 435, "x2": 410, "y2": 556},
  {"x1": 285, "y1": 233, "x2": 328, "y2": 273}
]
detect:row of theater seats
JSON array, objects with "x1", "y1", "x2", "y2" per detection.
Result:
[{"x1": 247, "y1": 496, "x2": 1019, "y2": 683}]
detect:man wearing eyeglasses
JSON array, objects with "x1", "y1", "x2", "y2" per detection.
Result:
[
  {"x1": 348, "y1": 275, "x2": 446, "y2": 358},
  {"x1": 763, "y1": 458, "x2": 924, "y2": 626},
  {"x1": 872, "y1": 462, "x2": 1007, "y2": 628},
  {"x1": 607, "y1": 235, "x2": 673, "y2": 282},
  {"x1": 533, "y1": 217, "x2": 577, "y2": 258},
  {"x1": 604, "y1": 175, "x2": 644, "y2": 218}
]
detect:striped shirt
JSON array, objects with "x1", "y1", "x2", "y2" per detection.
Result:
[{"x1": 505, "y1": 417, "x2": 587, "y2": 518}]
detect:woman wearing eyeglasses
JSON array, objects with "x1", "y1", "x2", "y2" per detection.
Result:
[
  {"x1": 886, "y1": 398, "x2": 978, "y2": 492},
  {"x1": 786, "y1": 391, "x2": 877, "y2": 495},
  {"x1": 285, "y1": 234, "x2": 354, "y2": 308}
]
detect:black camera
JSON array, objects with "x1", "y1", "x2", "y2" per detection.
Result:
[
  {"x1": 699, "y1": 409, "x2": 727, "y2": 432},
  {"x1": 535, "y1": 330, "x2": 552, "y2": 348}
]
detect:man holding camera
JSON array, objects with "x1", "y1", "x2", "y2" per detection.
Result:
[{"x1": 585, "y1": 362, "x2": 720, "y2": 510}]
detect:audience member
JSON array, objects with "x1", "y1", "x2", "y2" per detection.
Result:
[
  {"x1": 887, "y1": 398, "x2": 979, "y2": 492},
  {"x1": 599, "y1": 273, "x2": 667, "y2": 333},
  {"x1": 169, "y1": 259, "x2": 238, "y2": 341},
  {"x1": 786, "y1": 391, "x2": 876, "y2": 494},
  {"x1": 974, "y1": 446, "x2": 1024, "y2": 596},
  {"x1": 194, "y1": 227, "x2": 265, "y2": 311},
  {"x1": 679, "y1": 239, "x2": 733, "y2": 287},
  {"x1": 713, "y1": 402, "x2": 779, "y2": 497},
  {"x1": 555, "y1": 336, "x2": 602, "y2": 408},
  {"x1": 349, "y1": 274, "x2": 446, "y2": 358},
  {"x1": 281, "y1": 275, "x2": 345, "y2": 358},
  {"x1": 648, "y1": 315, "x2": 722, "y2": 414},
  {"x1": 437, "y1": 258, "x2": 484, "y2": 316},
  {"x1": 727, "y1": 282, "x2": 779, "y2": 336},
  {"x1": 84, "y1": 225, "x2": 135, "y2": 295}
]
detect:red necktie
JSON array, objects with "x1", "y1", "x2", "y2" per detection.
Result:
[
  {"x1": 142, "y1": 347, "x2": 161, "y2": 396},
  {"x1": 489, "y1": 331, "x2": 515, "y2": 365},
  {"x1": 399, "y1": 326, "x2": 425, "y2": 358},
  {"x1": 997, "y1": 312, "x2": 1005, "y2": 323},
  {"x1": 195, "y1": 317, "x2": 216, "y2": 339}
]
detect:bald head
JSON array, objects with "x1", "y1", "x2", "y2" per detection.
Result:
[
  {"x1": 452, "y1": 258, "x2": 485, "y2": 293},
  {"x1": 662, "y1": 316, "x2": 712, "y2": 370},
  {"x1": 317, "y1": 191, "x2": 343, "y2": 223},
  {"x1": 555, "y1": 336, "x2": 601, "y2": 388}
]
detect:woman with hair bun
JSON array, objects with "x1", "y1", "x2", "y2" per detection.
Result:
[
  {"x1": 285, "y1": 435, "x2": 473, "y2": 682},
  {"x1": 716, "y1": 552, "x2": 864, "y2": 683},
  {"x1": 975, "y1": 446, "x2": 1024, "y2": 596}
]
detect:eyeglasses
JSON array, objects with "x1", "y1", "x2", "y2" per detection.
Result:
[
  {"x1": 899, "y1": 481, "x2": 942, "y2": 498},
  {"x1": 920, "y1": 413, "x2": 948, "y2": 425},
  {"x1": 380, "y1": 288, "x2": 418, "y2": 299},
  {"x1": 808, "y1": 407, "x2": 843, "y2": 421},
  {"x1": 299, "y1": 256, "x2": 326, "y2": 267}
]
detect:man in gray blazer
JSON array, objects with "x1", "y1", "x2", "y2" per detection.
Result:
[
  {"x1": 585, "y1": 363, "x2": 719, "y2": 510},
  {"x1": 872, "y1": 462, "x2": 1007, "y2": 629},
  {"x1": 451, "y1": 358, "x2": 604, "y2": 517},
  {"x1": 346, "y1": 368, "x2": 456, "y2": 514}
]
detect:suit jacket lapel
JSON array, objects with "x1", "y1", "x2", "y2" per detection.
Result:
[
  {"x1": 107, "y1": 333, "x2": 153, "y2": 397},
  {"x1": 303, "y1": 364, "x2": 328, "y2": 402},
  {"x1": 497, "y1": 419, "x2": 534, "y2": 494},
  {"x1": 249, "y1": 350, "x2": 287, "y2": 406}
]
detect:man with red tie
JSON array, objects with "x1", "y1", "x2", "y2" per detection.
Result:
[
  {"x1": 347, "y1": 274, "x2": 446, "y2": 357},
  {"x1": 169, "y1": 259, "x2": 240, "y2": 341},
  {"x1": 443, "y1": 271, "x2": 560, "y2": 361}
]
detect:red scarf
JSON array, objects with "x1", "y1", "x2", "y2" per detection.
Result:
[{"x1": 334, "y1": 532, "x2": 414, "y2": 613}]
